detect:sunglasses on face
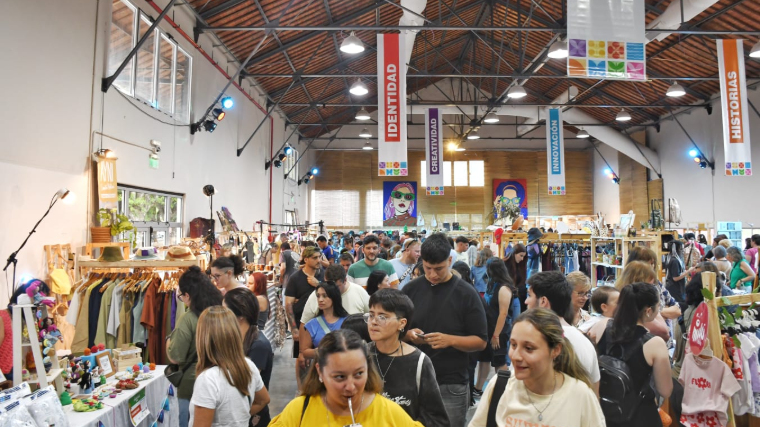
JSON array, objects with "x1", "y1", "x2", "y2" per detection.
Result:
[{"x1": 391, "y1": 191, "x2": 415, "y2": 201}]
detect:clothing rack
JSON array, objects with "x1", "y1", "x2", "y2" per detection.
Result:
[
  {"x1": 703, "y1": 271, "x2": 760, "y2": 427},
  {"x1": 498, "y1": 233, "x2": 591, "y2": 259}
]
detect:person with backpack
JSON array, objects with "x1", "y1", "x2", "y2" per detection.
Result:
[
  {"x1": 468, "y1": 308, "x2": 605, "y2": 427},
  {"x1": 597, "y1": 282, "x2": 672, "y2": 427}
]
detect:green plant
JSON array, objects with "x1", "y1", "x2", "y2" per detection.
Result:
[
  {"x1": 96, "y1": 208, "x2": 113, "y2": 227},
  {"x1": 111, "y1": 212, "x2": 136, "y2": 246}
]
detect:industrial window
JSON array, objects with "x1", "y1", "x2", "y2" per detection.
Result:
[
  {"x1": 108, "y1": 0, "x2": 192, "y2": 123},
  {"x1": 421, "y1": 161, "x2": 484, "y2": 187},
  {"x1": 420, "y1": 161, "x2": 452, "y2": 187},
  {"x1": 117, "y1": 186, "x2": 184, "y2": 248},
  {"x1": 311, "y1": 189, "x2": 360, "y2": 228}
]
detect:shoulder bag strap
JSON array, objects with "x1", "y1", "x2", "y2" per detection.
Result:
[
  {"x1": 399, "y1": 263, "x2": 415, "y2": 282},
  {"x1": 299, "y1": 395, "x2": 310, "y2": 424},
  {"x1": 416, "y1": 351, "x2": 425, "y2": 395},
  {"x1": 315, "y1": 316, "x2": 332, "y2": 334},
  {"x1": 486, "y1": 370, "x2": 511, "y2": 427}
]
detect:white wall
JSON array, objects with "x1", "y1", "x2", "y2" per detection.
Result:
[
  {"x1": 647, "y1": 86, "x2": 760, "y2": 228},
  {"x1": 0, "y1": 0, "x2": 311, "y2": 300},
  {"x1": 593, "y1": 144, "x2": 621, "y2": 223}
]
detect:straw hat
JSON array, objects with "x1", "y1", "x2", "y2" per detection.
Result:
[
  {"x1": 98, "y1": 246, "x2": 125, "y2": 262},
  {"x1": 166, "y1": 246, "x2": 196, "y2": 260}
]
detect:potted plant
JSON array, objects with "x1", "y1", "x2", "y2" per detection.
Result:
[
  {"x1": 110, "y1": 212, "x2": 136, "y2": 247},
  {"x1": 90, "y1": 209, "x2": 113, "y2": 243}
]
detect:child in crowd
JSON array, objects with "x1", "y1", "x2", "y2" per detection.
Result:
[{"x1": 579, "y1": 286, "x2": 619, "y2": 341}]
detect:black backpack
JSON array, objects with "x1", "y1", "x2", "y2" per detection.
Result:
[{"x1": 598, "y1": 329, "x2": 655, "y2": 423}]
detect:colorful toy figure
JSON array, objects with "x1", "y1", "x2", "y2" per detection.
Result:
[{"x1": 25, "y1": 280, "x2": 54, "y2": 307}]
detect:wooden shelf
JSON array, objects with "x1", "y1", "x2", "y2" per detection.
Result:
[
  {"x1": 78, "y1": 259, "x2": 198, "y2": 268},
  {"x1": 28, "y1": 368, "x2": 63, "y2": 384}
]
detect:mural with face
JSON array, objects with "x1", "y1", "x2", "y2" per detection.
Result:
[
  {"x1": 383, "y1": 181, "x2": 417, "y2": 227},
  {"x1": 493, "y1": 179, "x2": 528, "y2": 223}
]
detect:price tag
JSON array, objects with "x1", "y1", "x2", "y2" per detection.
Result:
[
  {"x1": 689, "y1": 302, "x2": 709, "y2": 356},
  {"x1": 129, "y1": 388, "x2": 150, "y2": 426}
]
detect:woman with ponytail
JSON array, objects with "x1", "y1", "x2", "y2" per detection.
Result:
[
  {"x1": 597, "y1": 283, "x2": 672, "y2": 427},
  {"x1": 223, "y1": 288, "x2": 274, "y2": 426},
  {"x1": 211, "y1": 255, "x2": 247, "y2": 295},
  {"x1": 469, "y1": 308, "x2": 605, "y2": 427}
]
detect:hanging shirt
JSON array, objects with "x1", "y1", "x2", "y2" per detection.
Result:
[{"x1": 679, "y1": 354, "x2": 741, "y2": 426}]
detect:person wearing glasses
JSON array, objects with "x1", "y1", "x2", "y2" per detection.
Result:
[
  {"x1": 383, "y1": 183, "x2": 417, "y2": 227},
  {"x1": 566, "y1": 272, "x2": 592, "y2": 328},
  {"x1": 210, "y1": 255, "x2": 247, "y2": 295},
  {"x1": 366, "y1": 289, "x2": 450, "y2": 426}
]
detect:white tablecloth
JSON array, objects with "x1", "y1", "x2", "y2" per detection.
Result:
[{"x1": 63, "y1": 366, "x2": 179, "y2": 427}]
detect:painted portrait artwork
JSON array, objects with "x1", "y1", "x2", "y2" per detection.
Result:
[{"x1": 383, "y1": 181, "x2": 417, "y2": 227}]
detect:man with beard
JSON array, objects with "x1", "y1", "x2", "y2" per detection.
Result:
[{"x1": 347, "y1": 234, "x2": 399, "y2": 289}]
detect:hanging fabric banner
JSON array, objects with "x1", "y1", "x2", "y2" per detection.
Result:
[
  {"x1": 717, "y1": 39, "x2": 752, "y2": 177},
  {"x1": 566, "y1": 0, "x2": 646, "y2": 81},
  {"x1": 96, "y1": 156, "x2": 118, "y2": 208},
  {"x1": 425, "y1": 108, "x2": 444, "y2": 195},
  {"x1": 377, "y1": 33, "x2": 408, "y2": 177},
  {"x1": 545, "y1": 108, "x2": 566, "y2": 195}
]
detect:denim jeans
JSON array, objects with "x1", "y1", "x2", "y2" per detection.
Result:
[
  {"x1": 439, "y1": 383, "x2": 469, "y2": 427},
  {"x1": 179, "y1": 398, "x2": 191, "y2": 427}
]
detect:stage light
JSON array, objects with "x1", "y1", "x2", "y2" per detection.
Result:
[
  {"x1": 362, "y1": 141, "x2": 373, "y2": 150},
  {"x1": 303, "y1": 176, "x2": 311, "y2": 184},
  {"x1": 284, "y1": 146, "x2": 293, "y2": 155},
  {"x1": 273, "y1": 159, "x2": 282, "y2": 168},
  {"x1": 577, "y1": 129, "x2": 590, "y2": 138},
  {"x1": 699, "y1": 160, "x2": 708, "y2": 169},
  {"x1": 221, "y1": 97, "x2": 234, "y2": 109},
  {"x1": 356, "y1": 108, "x2": 371, "y2": 121},
  {"x1": 213, "y1": 108, "x2": 226, "y2": 121},
  {"x1": 277, "y1": 153, "x2": 287, "y2": 162},
  {"x1": 311, "y1": 167, "x2": 319, "y2": 176},
  {"x1": 340, "y1": 32, "x2": 364, "y2": 54},
  {"x1": 507, "y1": 85, "x2": 527, "y2": 99},
  {"x1": 603, "y1": 168, "x2": 611, "y2": 175},
  {"x1": 359, "y1": 128, "x2": 372, "y2": 138},
  {"x1": 203, "y1": 120, "x2": 217, "y2": 133},
  {"x1": 688, "y1": 149, "x2": 698, "y2": 158},
  {"x1": 616, "y1": 109, "x2": 632, "y2": 122},
  {"x1": 483, "y1": 112, "x2": 499, "y2": 123},
  {"x1": 666, "y1": 82, "x2": 686, "y2": 97},
  {"x1": 548, "y1": 40, "x2": 568, "y2": 59},
  {"x1": 693, "y1": 155, "x2": 702, "y2": 163},
  {"x1": 350, "y1": 80, "x2": 369, "y2": 96},
  {"x1": 612, "y1": 177, "x2": 620, "y2": 184}
]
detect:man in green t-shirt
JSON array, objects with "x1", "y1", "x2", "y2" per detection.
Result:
[{"x1": 347, "y1": 234, "x2": 399, "y2": 288}]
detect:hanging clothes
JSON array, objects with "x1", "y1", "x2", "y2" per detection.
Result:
[{"x1": 679, "y1": 354, "x2": 740, "y2": 427}]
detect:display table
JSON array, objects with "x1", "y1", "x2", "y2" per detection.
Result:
[{"x1": 63, "y1": 366, "x2": 179, "y2": 427}]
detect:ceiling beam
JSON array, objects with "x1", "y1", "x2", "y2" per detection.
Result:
[
  {"x1": 199, "y1": 0, "x2": 246, "y2": 20},
  {"x1": 280, "y1": 101, "x2": 710, "y2": 108}
]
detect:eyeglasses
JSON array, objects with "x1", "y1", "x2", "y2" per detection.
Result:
[
  {"x1": 501, "y1": 196, "x2": 520, "y2": 205},
  {"x1": 363, "y1": 313, "x2": 399, "y2": 326},
  {"x1": 575, "y1": 291, "x2": 592, "y2": 299},
  {"x1": 391, "y1": 191, "x2": 415, "y2": 201},
  {"x1": 211, "y1": 273, "x2": 225, "y2": 280}
]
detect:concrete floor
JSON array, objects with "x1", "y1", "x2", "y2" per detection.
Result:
[{"x1": 267, "y1": 338, "x2": 486, "y2": 423}]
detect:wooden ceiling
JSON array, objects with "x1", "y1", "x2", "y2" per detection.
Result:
[{"x1": 184, "y1": 0, "x2": 760, "y2": 138}]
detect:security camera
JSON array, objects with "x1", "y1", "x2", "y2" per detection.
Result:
[{"x1": 150, "y1": 139, "x2": 162, "y2": 152}]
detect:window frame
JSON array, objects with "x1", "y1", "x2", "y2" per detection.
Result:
[
  {"x1": 117, "y1": 185, "x2": 184, "y2": 248},
  {"x1": 109, "y1": 0, "x2": 192, "y2": 123}
]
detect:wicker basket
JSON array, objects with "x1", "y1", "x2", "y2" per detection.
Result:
[{"x1": 90, "y1": 226, "x2": 112, "y2": 243}]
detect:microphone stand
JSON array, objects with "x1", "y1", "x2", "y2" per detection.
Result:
[{"x1": 3, "y1": 193, "x2": 62, "y2": 294}]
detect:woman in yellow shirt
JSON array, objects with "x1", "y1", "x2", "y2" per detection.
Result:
[{"x1": 269, "y1": 329, "x2": 423, "y2": 426}]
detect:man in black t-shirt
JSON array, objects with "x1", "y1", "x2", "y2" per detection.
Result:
[
  {"x1": 284, "y1": 246, "x2": 323, "y2": 389},
  {"x1": 402, "y1": 233, "x2": 487, "y2": 427}
]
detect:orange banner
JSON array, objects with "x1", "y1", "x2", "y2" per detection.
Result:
[
  {"x1": 717, "y1": 39, "x2": 752, "y2": 176},
  {"x1": 97, "y1": 157, "x2": 118, "y2": 207}
]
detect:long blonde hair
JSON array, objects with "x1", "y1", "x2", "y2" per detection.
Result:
[
  {"x1": 196, "y1": 306, "x2": 252, "y2": 396},
  {"x1": 514, "y1": 308, "x2": 592, "y2": 389},
  {"x1": 615, "y1": 261, "x2": 657, "y2": 291}
]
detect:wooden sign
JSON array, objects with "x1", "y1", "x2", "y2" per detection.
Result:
[{"x1": 97, "y1": 157, "x2": 118, "y2": 208}]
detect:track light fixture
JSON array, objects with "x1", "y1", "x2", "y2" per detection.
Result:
[
  {"x1": 688, "y1": 148, "x2": 714, "y2": 170},
  {"x1": 355, "y1": 108, "x2": 371, "y2": 121},
  {"x1": 203, "y1": 120, "x2": 217, "y2": 133},
  {"x1": 340, "y1": 32, "x2": 365, "y2": 54},
  {"x1": 213, "y1": 108, "x2": 226, "y2": 121},
  {"x1": 221, "y1": 97, "x2": 234, "y2": 109},
  {"x1": 483, "y1": 112, "x2": 499, "y2": 123},
  {"x1": 603, "y1": 168, "x2": 620, "y2": 184},
  {"x1": 666, "y1": 82, "x2": 686, "y2": 97},
  {"x1": 616, "y1": 109, "x2": 632, "y2": 122},
  {"x1": 507, "y1": 85, "x2": 527, "y2": 99},
  {"x1": 284, "y1": 146, "x2": 293, "y2": 155},
  {"x1": 93, "y1": 148, "x2": 116, "y2": 161},
  {"x1": 350, "y1": 79, "x2": 369, "y2": 96}
]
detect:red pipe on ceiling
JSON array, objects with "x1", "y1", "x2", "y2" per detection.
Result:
[{"x1": 145, "y1": 0, "x2": 275, "y2": 226}]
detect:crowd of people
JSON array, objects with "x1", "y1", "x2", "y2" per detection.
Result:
[{"x1": 160, "y1": 229, "x2": 760, "y2": 426}]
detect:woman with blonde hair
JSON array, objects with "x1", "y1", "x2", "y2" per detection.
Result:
[
  {"x1": 190, "y1": 306, "x2": 270, "y2": 427},
  {"x1": 270, "y1": 329, "x2": 423, "y2": 426},
  {"x1": 566, "y1": 271, "x2": 592, "y2": 327},
  {"x1": 614, "y1": 261, "x2": 657, "y2": 291},
  {"x1": 469, "y1": 308, "x2": 605, "y2": 427}
]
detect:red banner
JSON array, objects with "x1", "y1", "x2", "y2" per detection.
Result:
[
  {"x1": 377, "y1": 33, "x2": 408, "y2": 176},
  {"x1": 383, "y1": 34, "x2": 400, "y2": 143}
]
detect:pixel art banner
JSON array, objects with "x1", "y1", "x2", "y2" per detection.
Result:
[{"x1": 567, "y1": 0, "x2": 647, "y2": 81}]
